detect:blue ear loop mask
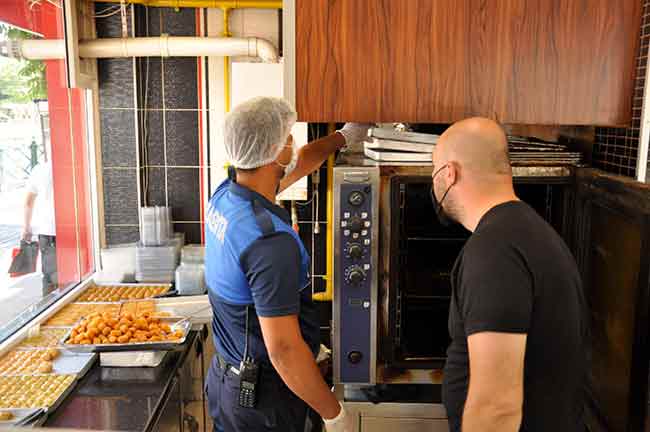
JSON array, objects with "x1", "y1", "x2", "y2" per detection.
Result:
[{"x1": 430, "y1": 164, "x2": 455, "y2": 226}]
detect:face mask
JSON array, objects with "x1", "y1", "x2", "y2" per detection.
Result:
[
  {"x1": 277, "y1": 141, "x2": 298, "y2": 180},
  {"x1": 430, "y1": 164, "x2": 455, "y2": 227}
]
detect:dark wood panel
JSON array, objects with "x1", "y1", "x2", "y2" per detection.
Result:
[
  {"x1": 574, "y1": 169, "x2": 650, "y2": 431},
  {"x1": 296, "y1": 0, "x2": 641, "y2": 125}
]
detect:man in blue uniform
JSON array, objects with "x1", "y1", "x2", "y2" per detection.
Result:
[{"x1": 205, "y1": 96, "x2": 370, "y2": 432}]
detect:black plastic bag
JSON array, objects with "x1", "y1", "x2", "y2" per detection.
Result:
[{"x1": 8, "y1": 240, "x2": 39, "y2": 277}]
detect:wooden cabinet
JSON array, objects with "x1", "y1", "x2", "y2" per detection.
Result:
[
  {"x1": 294, "y1": 0, "x2": 641, "y2": 126},
  {"x1": 572, "y1": 169, "x2": 650, "y2": 432}
]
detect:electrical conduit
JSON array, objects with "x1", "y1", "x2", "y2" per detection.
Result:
[{"x1": 6, "y1": 36, "x2": 278, "y2": 62}]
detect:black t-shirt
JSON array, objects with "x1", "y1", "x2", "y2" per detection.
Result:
[{"x1": 442, "y1": 201, "x2": 587, "y2": 432}]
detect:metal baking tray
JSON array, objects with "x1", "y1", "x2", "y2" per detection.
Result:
[
  {"x1": 55, "y1": 352, "x2": 97, "y2": 376},
  {"x1": 77, "y1": 282, "x2": 174, "y2": 302},
  {"x1": 0, "y1": 408, "x2": 43, "y2": 426},
  {"x1": 371, "y1": 128, "x2": 440, "y2": 144},
  {"x1": 365, "y1": 147, "x2": 433, "y2": 162},
  {"x1": 0, "y1": 350, "x2": 96, "y2": 377},
  {"x1": 59, "y1": 318, "x2": 191, "y2": 353},
  {"x1": 365, "y1": 138, "x2": 435, "y2": 154},
  {"x1": 0, "y1": 375, "x2": 77, "y2": 414}
]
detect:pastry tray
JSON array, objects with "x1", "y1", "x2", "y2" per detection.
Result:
[
  {"x1": 59, "y1": 318, "x2": 191, "y2": 353},
  {"x1": 76, "y1": 283, "x2": 174, "y2": 302},
  {"x1": 0, "y1": 350, "x2": 96, "y2": 377},
  {"x1": 0, "y1": 375, "x2": 78, "y2": 414}
]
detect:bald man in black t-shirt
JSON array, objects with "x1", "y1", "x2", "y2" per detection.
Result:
[{"x1": 431, "y1": 118, "x2": 588, "y2": 432}]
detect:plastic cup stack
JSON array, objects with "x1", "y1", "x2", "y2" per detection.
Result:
[{"x1": 175, "y1": 245, "x2": 206, "y2": 296}]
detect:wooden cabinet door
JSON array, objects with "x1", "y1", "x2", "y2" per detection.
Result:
[
  {"x1": 572, "y1": 169, "x2": 650, "y2": 432},
  {"x1": 295, "y1": 0, "x2": 641, "y2": 126}
]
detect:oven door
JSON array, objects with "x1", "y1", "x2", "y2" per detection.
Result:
[{"x1": 378, "y1": 174, "x2": 571, "y2": 382}]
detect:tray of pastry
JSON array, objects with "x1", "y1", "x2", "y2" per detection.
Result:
[
  {"x1": 76, "y1": 283, "x2": 172, "y2": 302},
  {"x1": 0, "y1": 374, "x2": 76, "y2": 411},
  {"x1": 61, "y1": 312, "x2": 190, "y2": 353},
  {"x1": 0, "y1": 348, "x2": 96, "y2": 377},
  {"x1": 44, "y1": 302, "x2": 121, "y2": 327}
]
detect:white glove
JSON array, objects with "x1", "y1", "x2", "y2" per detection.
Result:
[
  {"x1": 336, "y1": 123, "x2": 373, "y2": 152},
  {"x1": 323, "y1": 404, "x2": 355, "y2": 432}
]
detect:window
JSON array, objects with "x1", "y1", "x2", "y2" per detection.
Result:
[{"x1": 0, "y1": 3, "x2": 96, "y2": 343}]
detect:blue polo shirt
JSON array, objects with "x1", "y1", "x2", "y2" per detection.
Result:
[{"x1": 205, "y1": 179, "x2": 320, "y2": 367}]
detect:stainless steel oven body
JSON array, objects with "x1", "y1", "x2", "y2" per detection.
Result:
[
  {"x1": 331, "y1": 154, "x2": 573, "y2": 431},
  {"x1": 333, "y1": 154, "x2": 573, "y2": 385}
]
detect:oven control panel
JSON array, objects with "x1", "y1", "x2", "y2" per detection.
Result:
[{"x1": 333, "y1": 167, "x2": 379, "y2": 385}]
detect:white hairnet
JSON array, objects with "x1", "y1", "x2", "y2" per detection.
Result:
[{"x1": 224, "y1": 96, "x2": 297, "y2": 170}]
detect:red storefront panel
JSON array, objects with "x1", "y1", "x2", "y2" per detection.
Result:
[{"x1": 0, "y1": 0, "x2": 95, "y2": 287}]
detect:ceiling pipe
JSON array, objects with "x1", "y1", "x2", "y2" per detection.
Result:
[
  {"x1": 2, "y1": 36, "x2": 278, "y2": 62},
  {"x1": 90, "y1": 0, "x2": 281, "y2": 8}
]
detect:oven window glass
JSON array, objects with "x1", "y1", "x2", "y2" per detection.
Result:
[{"x1": 387, "y1": 178, "x2": 567, "y2": 369}]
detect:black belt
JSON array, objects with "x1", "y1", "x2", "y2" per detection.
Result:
[{"x1": 216, "y1": 351, "x2": 240, "y2": 376}]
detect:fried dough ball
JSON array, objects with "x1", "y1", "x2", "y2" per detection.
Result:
[{"x1": 38, "y1": 362, "x2": 53, "y2": 374}]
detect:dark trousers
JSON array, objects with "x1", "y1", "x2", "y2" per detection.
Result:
[
  {"x1": 206, "y1": 356, "x2": 314, "y2": 432},
  {"x1": 38, "y1": 235, "x2": 57, "y2": 296}
]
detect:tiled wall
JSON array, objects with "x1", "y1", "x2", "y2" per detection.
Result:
[
  {"x1": 135, "y1": 6, "x2": 202, "y2": 244},
  {"x1": 593, "y1": 0, "x2": 650, "y2": 179},
  {"x1": 96, "y1": 5, "x2": 139, "y2": 246},
  {"x1": 96, "y1": 4, "x2": 203, "y2": 245}
]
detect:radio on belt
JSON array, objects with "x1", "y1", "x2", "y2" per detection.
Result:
[{"x1": 333, "y1": 166, "x2": 379, "y2": 385}]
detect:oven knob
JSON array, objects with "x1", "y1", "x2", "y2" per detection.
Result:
[
  {"x1": 348, "y1": 216, "x2": 363, "y2": 233},
  {"x1": 348, "y1": 191, "x2": 365, "y2": 207},
  {"x1": 348, "y1": 351, "x2": 363, "y2": 364},
  {"x1": 347, "y1": 243, "x2": 363, "y2": 259},
  {"x1": 347, "y1": 267, "x2": 366, "y2": 285}
]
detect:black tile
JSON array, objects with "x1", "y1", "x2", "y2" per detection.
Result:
[
  {"x1": 173, "y1": 223, "x2": 203, "y2": 244},
  {"x1": 143, "y1": 166, "x2": 166, "y2": 206},
  {"x1": 149, "y1": 7, "x2": 163, "y2": 36},
  {"x1": 95, "y1": 3, "x2": 134, "y2": 38},
  {"x1": 142, "y1": 109, "x2": 165, "y2": 166},
  {"x1": 103, "y1": 168, "x2": 140, "y2": 225},
  {"x1": 133, "y1": 5, "x2": 147, "y2": 37},
  {"x1": 98, "y1": 59, "x2": 135, "y2": 109},
  {"x1": 168, "y1": 168, "x2": 201, "y2": 221},
  {"x1": 162, "y1": 7, "x2": 196, "y2": 36},
  {"x1": 138, "y1": 57, "x2": 163, "y2": 110},
  {"x1": 100, "y1": 110, "x2": 137, "y2": 168},
  {"x1": 106, "y1": 225, "x2": 140, "y2": 246},
  {"x1": 166, "y1": 110, "x2": 199, "y2": 166},
  {"x1": 164, "y1": 57, "x2": 198, "y2": 109}
]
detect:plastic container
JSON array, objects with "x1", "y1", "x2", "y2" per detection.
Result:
[
  {"x1": 175, "y1": 263, "x2": 206, "y2": 296},
  {"x1": 181, "y1": 245, "x2": 205, "y2": 265},
  {"x1": 135, "y1": 241, "x2": 180, "y2": 283},
  {"x1": 139, "y1": 206, "x2": 174, "y2": 246}
]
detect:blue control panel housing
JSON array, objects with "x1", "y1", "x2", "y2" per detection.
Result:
[{"x1": 338, "y1": 183, "x2": 373, "y2": 383}]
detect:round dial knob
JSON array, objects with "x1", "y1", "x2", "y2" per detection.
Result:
[
  {"x1": 348, "y1": 191, "x2": 365, "y2": 206},
  {"x1": 347, "y1": 243, "x2": 363, "y2": 259},
  {"x1": 348, "y1": 351, "x2": 363, "y2": 364},
  {"x1": 348, "y1": 216, "x2": 363, "y2": 233},
  {"x1": 347, "y1": 267, "x2": 366, "y2": 285}
]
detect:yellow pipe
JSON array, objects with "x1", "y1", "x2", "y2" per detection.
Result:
[
  {"x1": 222, "y1": 7, "x2": 231, "y2": 113},
  {"x1": 91, "y1": 0, "x2": 281, "y2": 8},
  {"x1": 313, "y1": 151, "x2": 335, "y2": 302}
]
